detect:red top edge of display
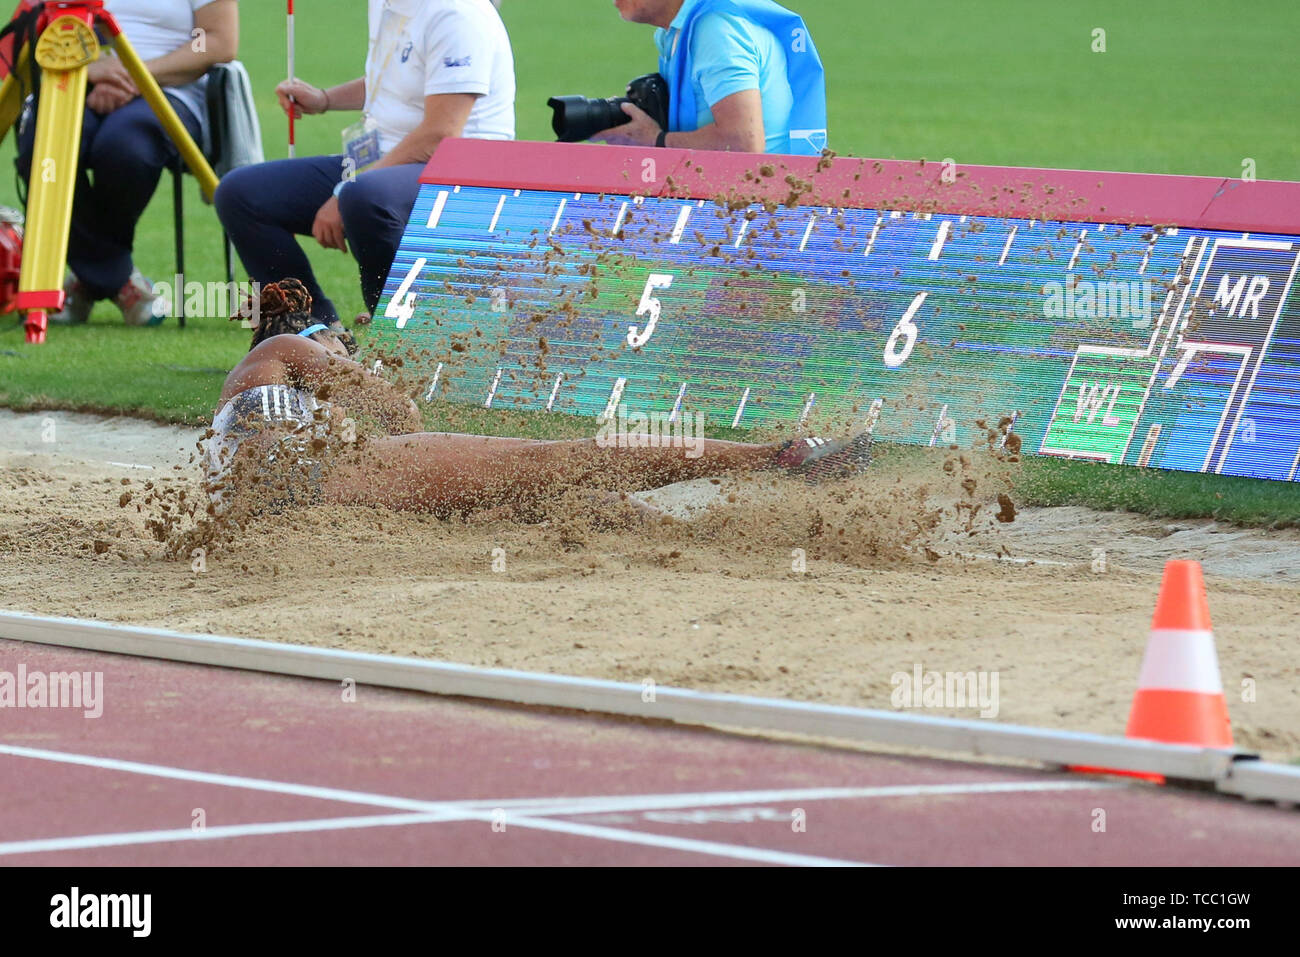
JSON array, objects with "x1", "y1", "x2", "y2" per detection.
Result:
[{"x1": 420, "y1": 139, "x2": 1300, "y2": 234}]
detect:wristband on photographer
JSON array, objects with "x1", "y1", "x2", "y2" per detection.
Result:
[
  {"x1": 655, "y1": 129, "x2": 668, "y2": 148},
  {"x1": 332, "y1": 179, "x2": 351, "y2": 200}
]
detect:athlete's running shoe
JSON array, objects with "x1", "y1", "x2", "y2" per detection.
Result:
[{"x1": 771, "y1": 431, "x2": 874, "y2": 483}]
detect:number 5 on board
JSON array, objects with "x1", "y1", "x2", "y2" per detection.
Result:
[{"x1": 628, "y1": 273, "x2": 674, "y2": 348}]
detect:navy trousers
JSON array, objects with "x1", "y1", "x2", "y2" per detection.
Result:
[
  {"x1": 15, "y1": 95, "x2": 202, "y2": 300},
  {"x1": 215, "y1": 156, "x2": 423, "y2": 324}
]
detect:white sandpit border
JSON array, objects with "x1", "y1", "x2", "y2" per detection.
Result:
[{"x1": 1, "y1": 608, "x2": 1296, "y2": 805}]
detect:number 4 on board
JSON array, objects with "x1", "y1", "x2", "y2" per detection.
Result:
[{"x1": 385, "y1": 257, "x2": 427, "y2": 328}]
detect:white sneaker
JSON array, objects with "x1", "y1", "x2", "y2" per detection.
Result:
[
  {"x1": 115, "y1": 269, "x2": 169, "y2": 326},
  {"x1": 49, "y1": 274, "x2": 94, "y2": 324}
]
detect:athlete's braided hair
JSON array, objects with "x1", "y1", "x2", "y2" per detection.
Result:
[{"x1": 234, "y1": 278, "x2": 358, "y2": 355}]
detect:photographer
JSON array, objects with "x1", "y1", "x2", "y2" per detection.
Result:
[
  {"x1": 215, "y1": 0, "x2": 514, "y2": 326},
  {"x1": 593, "y1": 0, "x2": 825, "y2": 155}
]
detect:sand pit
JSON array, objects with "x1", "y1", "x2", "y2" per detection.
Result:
[{"x1": 1, "y1": 408, "x2": 1297, "y2": 761}]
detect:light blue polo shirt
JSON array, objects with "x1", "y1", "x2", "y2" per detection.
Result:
[{"x1": 655, "y1": 0, "x2": 794, "y2": 154}]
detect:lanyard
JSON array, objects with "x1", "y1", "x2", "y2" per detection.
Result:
[{"x1": 364, "y1": 3, "x2": 411, "y2": 115}]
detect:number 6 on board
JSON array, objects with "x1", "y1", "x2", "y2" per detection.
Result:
[
  {"x1": 628, "y1": 273, "x2": 674, "y2": 348},
  {"x1": 884, "y1": 291, "x2": 928, "y2": 368}
]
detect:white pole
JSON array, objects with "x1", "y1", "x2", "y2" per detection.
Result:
[{"x1": 287, "y1": 0, "x2": 296, "y2": 158}]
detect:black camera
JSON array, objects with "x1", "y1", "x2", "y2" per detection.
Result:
[{"x1": 547, "y1": 73, "x2": 670, "y2": 143}]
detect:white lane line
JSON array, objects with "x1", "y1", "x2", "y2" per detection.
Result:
[
  {"x1": 1, "y1": 743, "x2": 1109, "y2": 818},
  {"x1": 0, "y1": 743, "x2": 442, "y2": 814},
  {"x1": 0, "y1": 808, "x2": 867, "y2": 866},
  {"x1": 0, "y1": 806, "x2": 867, "y2": 866},
  {"x1": 479, "y1": 779, "x2": 1115, "y2": 815},
  {"x1": 0, "y1": 767, "x2": 1089, "y2": 863},
  {"x1": 0, "y1": 743, "x2": 1118, "y2": 864},
  {"x1": 490, "y1": 814, "x2": 870, "y2": 867},
  {"x1": 0, "y1": 811, "x2": 458, "y2": 857}
]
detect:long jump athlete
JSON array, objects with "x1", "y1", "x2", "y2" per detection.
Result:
[{"x1": 206, "y1": 280, "x2": 872, "y2": 518}]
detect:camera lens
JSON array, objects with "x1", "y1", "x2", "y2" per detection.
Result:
[{"x1": 547, "y1": 96, "x2": 633, "y2": 143}]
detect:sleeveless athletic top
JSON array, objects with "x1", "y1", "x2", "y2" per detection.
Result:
[{"x1": 205, "y1": 383, "x2": 328, "y2": 512}]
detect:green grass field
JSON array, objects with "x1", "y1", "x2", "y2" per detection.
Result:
[{"x1": 1, "y1": 0, "x2": 1298, "y2": 522}]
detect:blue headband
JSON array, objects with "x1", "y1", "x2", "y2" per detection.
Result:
[{"x1": 298, "y1": 323, "x2": 328, "y2": 338}]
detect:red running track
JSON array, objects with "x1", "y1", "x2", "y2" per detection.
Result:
[{"x1": 1, "y1": 638, "x2": 1298, "y2": 866}]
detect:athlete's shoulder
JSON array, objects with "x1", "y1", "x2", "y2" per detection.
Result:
[{"x1": 248, "y1": 332, "x2": 319, "y2": 358}]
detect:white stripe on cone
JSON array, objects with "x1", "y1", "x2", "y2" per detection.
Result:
[{"x1": 1135, "y1": 628, "x2": 1223, "y2": 694}]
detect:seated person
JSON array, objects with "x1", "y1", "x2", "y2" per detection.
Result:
[
  {"x1": 16, "y1": 0, "x2": 239, "y2": 325},
  {"x1": 594, "y1": 0, "x2": 826, "y2": 155},
  {"x1": 215, "y1": 0, "x2": 515, "y2": 327},
  {"x1": 206, "y1": 279, "x2": 873, "y2": 518}
]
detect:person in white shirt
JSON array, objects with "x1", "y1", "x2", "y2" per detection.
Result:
[
  {"x1": 215, "y1": 0, "x2": 515, "y2": 325},
  {"x1": 15, "y1": 0, "x2": 239, "y2": 326}
]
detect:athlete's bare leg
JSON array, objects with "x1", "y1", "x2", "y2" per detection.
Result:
[{"x1": 317, "y1": 432, "x2": 778, "y2": 513}]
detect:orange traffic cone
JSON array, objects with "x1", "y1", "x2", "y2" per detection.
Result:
[
  {"x1": 1126, "y1": 560, "x2": 1232, "y2": 748},
  {"x1": 1073, "y1": 560, "x2": 1232, "y2": 781}
]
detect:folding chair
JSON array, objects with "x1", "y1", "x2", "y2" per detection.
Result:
[{"x1": 169, "y1": 60, "x2": 262, "y2": 327}]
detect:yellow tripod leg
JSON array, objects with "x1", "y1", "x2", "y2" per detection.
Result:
[
  {"x1": 111, "y1": 32, "x2": 218, "y2": 202},
  {"x1": 17, "y1": 62, "x2": 87, "y2": 343},
  {"x1": 14, "y1": 12, "x2": 104, "y2": 343},
  {"x1": 0, "y1": 42, "x2": 32, "y2": 145}
]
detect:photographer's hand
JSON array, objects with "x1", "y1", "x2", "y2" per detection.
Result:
[{"x1": 590, "y1": 102, "x2": 662, "y2": 148}]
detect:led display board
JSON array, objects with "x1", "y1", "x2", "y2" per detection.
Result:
[{"x1": 371, "y1": 141, "x2": 1300, "y2": 482}]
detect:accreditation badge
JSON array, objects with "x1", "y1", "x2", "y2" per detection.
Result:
[{"x1": 342, "y1": 116, "x2": 382, "y2": 175}]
